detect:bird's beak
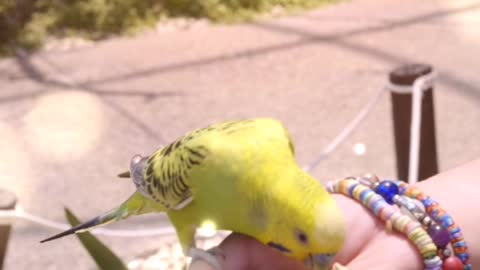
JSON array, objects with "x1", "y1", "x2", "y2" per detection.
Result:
[
  {"x1": 117, "y1": 171, "x2": 131, "y2": 178},
  {"x1": 304, "y1": 254, "x2": 335, "y2": 270}
]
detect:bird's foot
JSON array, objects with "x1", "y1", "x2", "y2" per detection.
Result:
[{"x1": 188, "y1": 247, "x2": 225, "y2": 270}]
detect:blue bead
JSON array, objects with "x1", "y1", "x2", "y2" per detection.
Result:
[
  {"x1": 441, "y1": 215, "x2": 454, "y2": 227},
  {"x1": 449, "y1": 227, "x2": 460, "y2": 234},
  {"x1": 375, "y1": 180, "x2": 399, "y2": 204},
  {"x1": 453, "y1": 241, "x2": 467, "y2": 248},
  {"x1": 422, "y1": 198, "x2": 434, "y2": 207}
]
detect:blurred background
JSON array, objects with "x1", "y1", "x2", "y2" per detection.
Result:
[{"x1": 1, "y1": 0, "x2": 479, "y2": 269}]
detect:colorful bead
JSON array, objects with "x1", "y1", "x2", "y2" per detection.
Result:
[
  {"x1": 379, "y1": 205, "x2": 396, "y2": 222},
  {"x1": 428, "y1": 223, "x2": 450, "y2": 248},
  {"x1": 348, "y1": 182, "x2": 359, "y2": 197},
  {"x1": 327, "y1": 177, "x2": 442, "y2": 270},
  {"x1": 361, "y1": 173, "x2": 379, "y2": 185},
  {"x1": 375, "y1": 180, "x2": 399, "y2": 204},
  {"x1": 359, "y1": 189, "x2": 374, "y2": 202},
  {"x1": 396, "y1": 195, "x2": 427, "y2": 222},
  {"x1": 456, "y1": 253, "x2": 469, "y2": 261},
  {"x1": 353, "y1": 185, "x2": 366, "y2": 201},
  {"x1": 328, "y1": 176, "x2": 471, "y2": 270},
  {"x1": 372, "y1": 198, "x2": 388, "y2": 215},
  {"x1": 440, "y1": 216, "x2": 454, "y2": 227},
  {"x1": 442, "y1": 256, "x2": 463, "y2": 270},
  {"x1": 422, "y1": 216, "x2": 434, "y2": 227},
  {"x1": 396, "y1": 180, "x2": 471, "y2": 269},
  {"x1": 425, "y1": 256, "x2": 442, "y2": 270}
]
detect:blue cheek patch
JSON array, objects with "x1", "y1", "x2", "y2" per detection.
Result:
[{"x1": 267, "y1": 242, "x2": 291, "y2": 253}]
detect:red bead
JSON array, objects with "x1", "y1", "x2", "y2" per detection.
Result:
[{"x1": 443, "y1": 256, "x2": 464, "y2": 270}]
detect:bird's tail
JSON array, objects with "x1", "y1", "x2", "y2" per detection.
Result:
[{"x1": 40, "y1": 191, "x2": 162, "y2": 243}]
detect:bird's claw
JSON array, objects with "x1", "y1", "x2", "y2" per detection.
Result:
[{"x1": 188, "y1": 247, "x2": 225, "y2": 270}]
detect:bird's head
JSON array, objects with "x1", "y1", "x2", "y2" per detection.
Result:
[{"x1": 258, "y1": 174, "x2": 346, "y2": 270}]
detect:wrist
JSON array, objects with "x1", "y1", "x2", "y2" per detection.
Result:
[{"x1": 331, "y1": 190, "x2": 423, "y2": 269}]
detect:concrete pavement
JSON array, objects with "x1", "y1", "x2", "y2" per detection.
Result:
[{"x1": 1, "y1": 0, "x2": 479, "y2": 269}]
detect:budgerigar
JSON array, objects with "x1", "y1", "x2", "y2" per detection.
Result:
[{"x1": 41, "y1": 118, "x2": 346, "y2": 270}]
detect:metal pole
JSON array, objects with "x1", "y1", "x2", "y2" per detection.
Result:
[
  {"x1": 389, "y1": 63, "x2": 439, "y2": 182},
  {"x1": 0, "y1": 189, "x2": 17, "y2": 270}
]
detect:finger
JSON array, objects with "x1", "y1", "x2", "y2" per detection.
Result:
[
  {"x1": 331, "y1": 194, "x2": 383, "y2": 265},
  {"x1": 188, "y1": 247, "x2": 225, "y2": 270},
  {"x1": 188, "y1": 234, "x2": 254, "y2": 270},
  {"x1": 218, "y1": 233, "x2": 308, "y2": 270}
]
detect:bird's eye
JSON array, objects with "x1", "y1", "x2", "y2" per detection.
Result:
[{"x1": 295, "y1": 229, "x2": 308, "y2": 244}]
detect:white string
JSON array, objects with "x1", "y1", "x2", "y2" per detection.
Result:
[
  {"x1": 385, "y1": 71, "x2": 437, "y2": 184},
  {"x1": 408, "y1": 72, "x2": 437, "y2": 184},
  {"x1": 303, "y1": 87, "x2": 387, "y2": 172},
  {"x1": 385, "y1": 73, "x2": 435, "y2": 94},
  {"x1": 1, "y1": 204, "x2": 176, "y2": 237}
]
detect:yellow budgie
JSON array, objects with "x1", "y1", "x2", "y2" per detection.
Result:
[{"x1": 41, "y1": 118, "x2": 346, "y2": 270}]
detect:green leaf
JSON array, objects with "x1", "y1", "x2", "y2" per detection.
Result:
[{"x1": 64, "y1": 208, "x2": 128, "y2": 270}]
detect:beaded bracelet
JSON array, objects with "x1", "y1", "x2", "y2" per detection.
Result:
[
  {"x1": 396, "y1": 180, "x2": 471, "y2": 270},
  {"x1": 326, "y1": 175, "x2": 471, "y2": 270}
]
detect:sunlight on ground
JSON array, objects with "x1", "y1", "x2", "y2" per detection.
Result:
[
  {"x1": 353, "y1": 143, "x2": 366, "y2": 156},
  {"x1": 443, "y1": 0, "x2": 480, "y2": 43},
  {"x1": 23, "y1": 90, "x2": 105, "y2": 161},
  {"x1": 0, "y1": 124, "x2": 33, "y2": 202}
]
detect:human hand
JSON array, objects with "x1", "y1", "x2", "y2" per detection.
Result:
[{"x1": 189, "y1": 194, "x2": 423, "y2": 270}]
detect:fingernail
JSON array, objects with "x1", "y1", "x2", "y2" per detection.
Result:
[
  {"x1": 331, "y1": 263, "x2": 349, "y2": 270},
  {"x1": 189, "y1": 259, "x2": 216, "y2": 270}
]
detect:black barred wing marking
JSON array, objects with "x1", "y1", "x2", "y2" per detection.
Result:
[
  {"x1": 141, "y1": 119, "x2": 258, "y2": 210},
  {"x1": 143, "y1": 143, "x2": 209, "y2": 210}
]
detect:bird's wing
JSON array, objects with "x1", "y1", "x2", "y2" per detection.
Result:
[{"x1": 142, "y1": 118, "x2": 294, "y2": 210}]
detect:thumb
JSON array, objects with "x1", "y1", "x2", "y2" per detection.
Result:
[{"x1": 189, "y1": 233, "x2": 307, "y2": 270}]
